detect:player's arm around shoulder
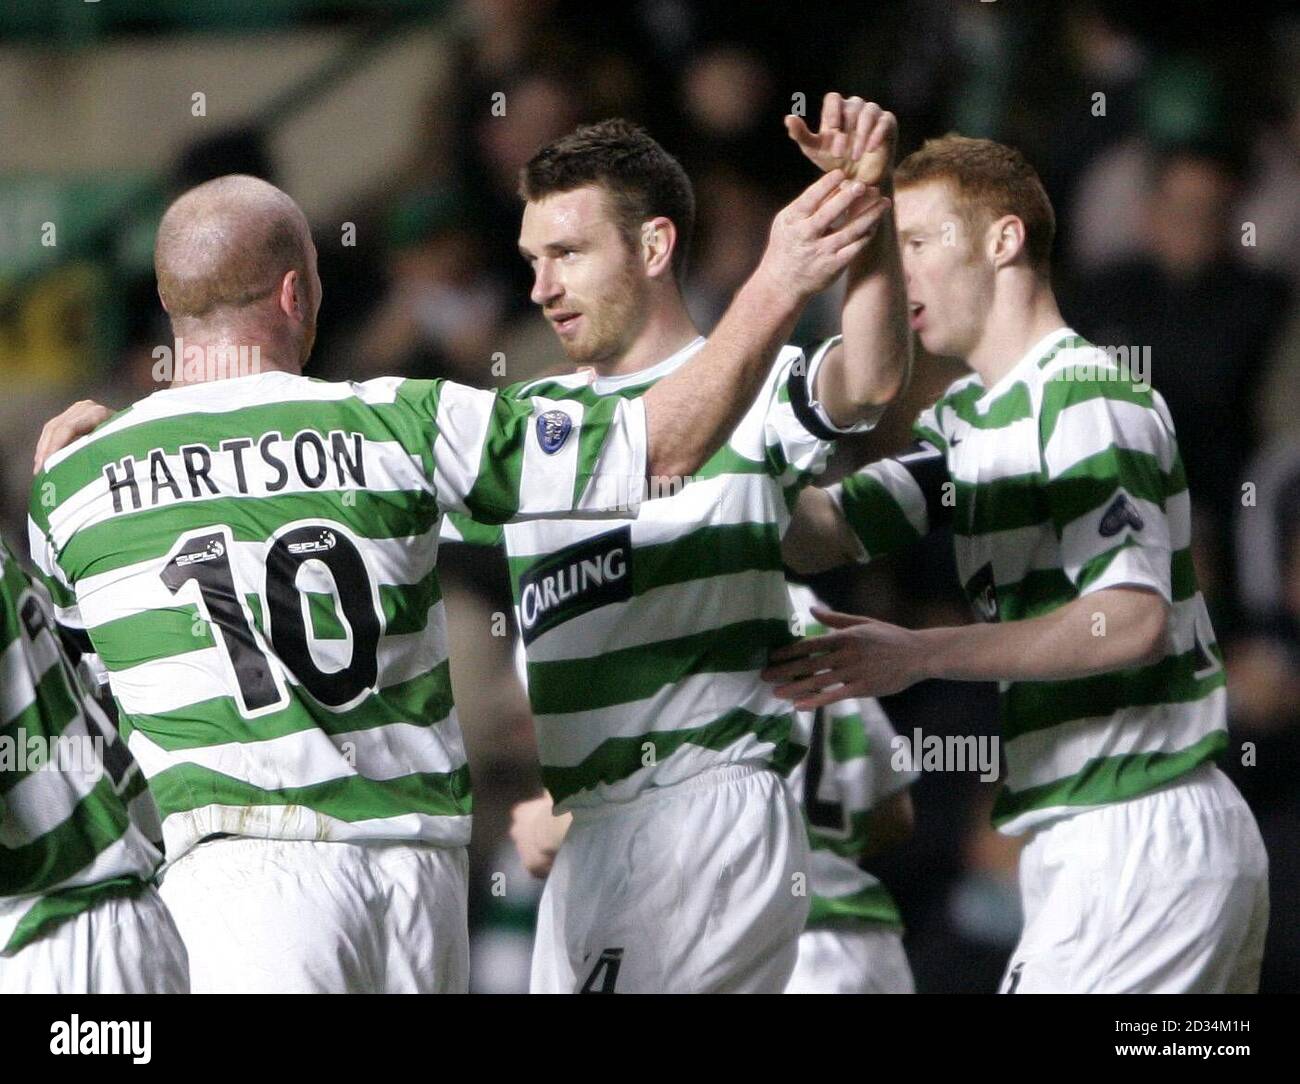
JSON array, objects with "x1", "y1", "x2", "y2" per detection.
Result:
[{"x1": 782, "y1": 405, "x2": 952, "y2": 575}]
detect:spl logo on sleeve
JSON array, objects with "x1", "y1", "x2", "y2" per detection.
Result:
[{"x1": 537, "y1": 409, "x2": 574, "y2": 454}]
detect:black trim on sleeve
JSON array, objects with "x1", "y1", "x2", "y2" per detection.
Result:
[
  {"x1": 788, "y1": 353, "x2": 843, "y2": 442},
  {"x1": 896, "y1": 439, "x2": 952, "y2": 531}
]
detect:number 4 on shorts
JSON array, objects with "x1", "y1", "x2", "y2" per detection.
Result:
[{"x1": 579, "y1": 948, "x2": 624, "y2": 994}]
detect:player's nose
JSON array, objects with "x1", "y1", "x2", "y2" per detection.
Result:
[{"x1": 531, "y1": 262, "x2": 562, "y2": 307}]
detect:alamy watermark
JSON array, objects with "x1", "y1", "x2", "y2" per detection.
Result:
[
  {"x1": 151, "y1": 337, "x2": 262, "y2": 384},
  {"x1": 891, "y1": 727, "x2": 1000, "y2": 782},
  {"x1": 1057, "y1": 344, "x2": 1151, "y2": 393},
  {"x1": 0, "y1": 728, "x2": 105, "y2": 782}
]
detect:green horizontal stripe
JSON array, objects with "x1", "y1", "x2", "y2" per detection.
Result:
[
  {"x1": 837, "y1": 471, "x2": 923, "y2": 559},
  {"x1": 379, "y1": 570, "x2": 442, "y2": 636},
  {"x1": 1, "y1": 666, "x2": 81, "y2": 789},
  {"x1": 442, "y1": 512, "x2": 504, "y2": 549},
  {"x1": 1001, "y1": 644, "x2": 1225, "y2": 739},
  {"x1": 987, "y1": 548, "x2": 1198, "y2": 623},
  {"x1": 1075, "y1": 537, "x2": 1145, "y2": 593},
  {"x1": 953, "y1": 474, "x2": 1048, "y2": 537},
  {"x1": 147, "y1": 761, "x2": 473, "y2": 823},
  {"x1": 508, "y1": 521, "x2": 783, "y2": 600},
  {"x1": 992, "y1": 729, "x2": 1228, "y2": 826},
  {"x1": 505, "y1": 375, "x2": 778, "y2": 483},
  {"x1": 542, "y1": 709, "x2": 797, "y2": 804},
  {"x1": 527, "y1": 618, "x2": 791, "y2": 716},
  {"x1": 126, "y1": 662, "x2": 456, "y2": 752},
  {"x1": 943, "y1": 380, "x2": 1033, "y2": 430},
  {"x1": 60, "y1": 490, "x2": 437, "y2": 581},
  {"x1": 1046, "y1": 446, "x2": 1173, "y2": 529},
  {"x1": 807, "y1": 883, "x2": 903, "y2": 928},
  {"x1": 1033, "y1": 334, "x2": 1088, "y2": 371},
  {"x1": 39, "y1": 388, "x2": 438, "y2": 513},
  {"x1": 0, "y1": 776, "x2": 138, "y2": 897},
  {"x1": 1039, "y1": 366, "x2": 1156, "y2": 449},
  {"x1": 92, "y1": 604, "x2": 215, "y2": 671},
  {"x1": 3, "y1": 875, "x2": 148, "y2": 955}
]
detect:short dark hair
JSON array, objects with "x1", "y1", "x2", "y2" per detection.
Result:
[
  {"x1": 896, "y1": 134, "x2": 1056, "y2": 274},
  {"x1": 519, "y1": 119, "x2": 696, "y2": 282}
]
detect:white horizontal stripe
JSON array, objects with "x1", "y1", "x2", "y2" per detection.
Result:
[
  {"x1": 1037, "y1": 343, "x2": 1129, "y2": 387},
  {"x1": 158, "y1": 806, "x2": 471, "y2": 865},
  {"x1": 525, "y1": 567, "x2": 787, "y2": 663},
  {"x1": 0, "y1": 715, "x2": 102, "y2": 847},
  {"x1": 946, "y1": 414, "x2": 1041, "y2": 483},
  {"x1": 518, "y1": 396, "x2": 587, "y2": 515},
  {"x1": 724, "y1": 346, "x2": 805, "y2": 461},
  {"x1": 858, "y1": 457, "x2": 931, "y2": 539},
  {"x1": 1060, "y1": 491, "x2": 1171, "y2": 585},
  {"x1": 558, "y1": 738, "x2": 780, "y2": 812},
  {"x1": 107, "y1": 599, "x2": 448, "y2": 716},
  {"x1": 536, "y1": 668, "x2": 787, "y2": 768},
  {"x1": 74, "y1": 527, "x2": 438, "y2": 631},
  {"x1": 48, "y1": 438, "x2": 430, "y2": 550},
  {"x1": 0, "y1": 615, "x2": 62, "y2": 725},
  {"x1": 954, "y1": 522, "x2": 1059, "y2": 589},
  {"x1": 0, "y1": 830, "x2": 158, "y2": 948},
  {"x1": 128, "y1": 709, "x2": 464, "y2": 795},
  {"x1": 504, "y1": 470, "x2": 781, "y2": 556},
  {"x1": 45, "y1": 373, "x2": 406, "y2": 474},
  {"x1": 1004, "y1": 686, "x2": 1226, "y2": 792},
  {"x1": 1043, "y1": 395, "x2": 1175, "y2": 481},
  {"x1": 574, "y1": 396, "x2": 648, "y2": 518},
  {"x1": 431, "y1": 381, "x2": 496, "y2": 516}
]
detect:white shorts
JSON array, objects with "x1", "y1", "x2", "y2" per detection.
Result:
[
  {"x1": 786, "y1": 924, "x2": 915, "y2": 993},
  {"x1": 0, "y1": 885, "x2": 189, "y2": 994},
  {"x1": 1003, "y1": 764, "x2": 1269, "y2": 993},
  {"x1": 159, "y1": 837, "x2": 468, "y2": 993},
  {"x1": 531, "y1": 764, "x2": 809, "y2": 993}
]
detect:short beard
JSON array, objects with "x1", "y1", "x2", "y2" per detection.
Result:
[{"x1": 560, "y1": 265, "x2": 645, "y2": 370}]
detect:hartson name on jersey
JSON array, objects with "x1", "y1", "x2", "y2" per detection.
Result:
[{"x1": 101, "y1": 429, "x2": 368, "y2": 513}]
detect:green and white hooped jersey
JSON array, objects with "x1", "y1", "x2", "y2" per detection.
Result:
[
  {"x1": 27, "y1": 371, "x2": 647, "y2": 864},
  {"x1": 444, "y1": 336, "x2": 868, "y2": 811},
  {"x1": 1, "y1": 540, "x2": 161, "y2": 954},
  {"x1": 830, "y1": 328, "x2": 1228, "y2": 835},
  {"x1": 786, "y1": 584, "x2": 914, "y2": 929}
]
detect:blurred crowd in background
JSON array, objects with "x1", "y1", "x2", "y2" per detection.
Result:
[{"x1": 1, "y1": 0, "x2": 1297, "y2": 991}]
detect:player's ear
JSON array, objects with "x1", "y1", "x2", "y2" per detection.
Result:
[
  {"x1": 640, "y1": 216, "x2": 676, "y2": 280},
  {"x1": 988, "y1": 214, "x2": 1027, "y2": 270},
  {"x1": 279, "y1": 269, "x2": 303, "y2": 320}
]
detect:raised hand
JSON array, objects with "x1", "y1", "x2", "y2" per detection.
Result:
[
  {"x1": 757, "y1": 168, "x2": 892, "y2": 301},
  {"x1": 785, "y1": 94, "x2": 897, "y2": 189}
]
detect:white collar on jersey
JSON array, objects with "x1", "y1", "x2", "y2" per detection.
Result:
[
  {"x1": 587, "y1": 335, "x2": 707, "y2": 393},
  {"x1": 978, "y1": 325, "x2": 1076, "y2": 402}
]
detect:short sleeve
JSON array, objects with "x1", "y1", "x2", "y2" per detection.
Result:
[
  {"x1": 24, "y1": 511, "x2": 105, "y2": 688},
  {"x1": 761, "y1": 338, "x2": 876, "y2": 486},
  {"x1": 417, "y1": 379, "x2": 647, "y2": 525},
  {"x1": 828, "y1": 413, "x2": 950, "y2": 563},
  {"x1": 1038, "y1": 374, "x2": 1174, "y2": 603}
]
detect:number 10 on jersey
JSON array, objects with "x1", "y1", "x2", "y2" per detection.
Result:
[{"x1": 159, "y1": 521, "x2": 383, "y2": 716}]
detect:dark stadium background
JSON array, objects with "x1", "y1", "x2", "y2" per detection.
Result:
[{"x1": 1, "y1": 0, "x2": 1295, "y2": 992}]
